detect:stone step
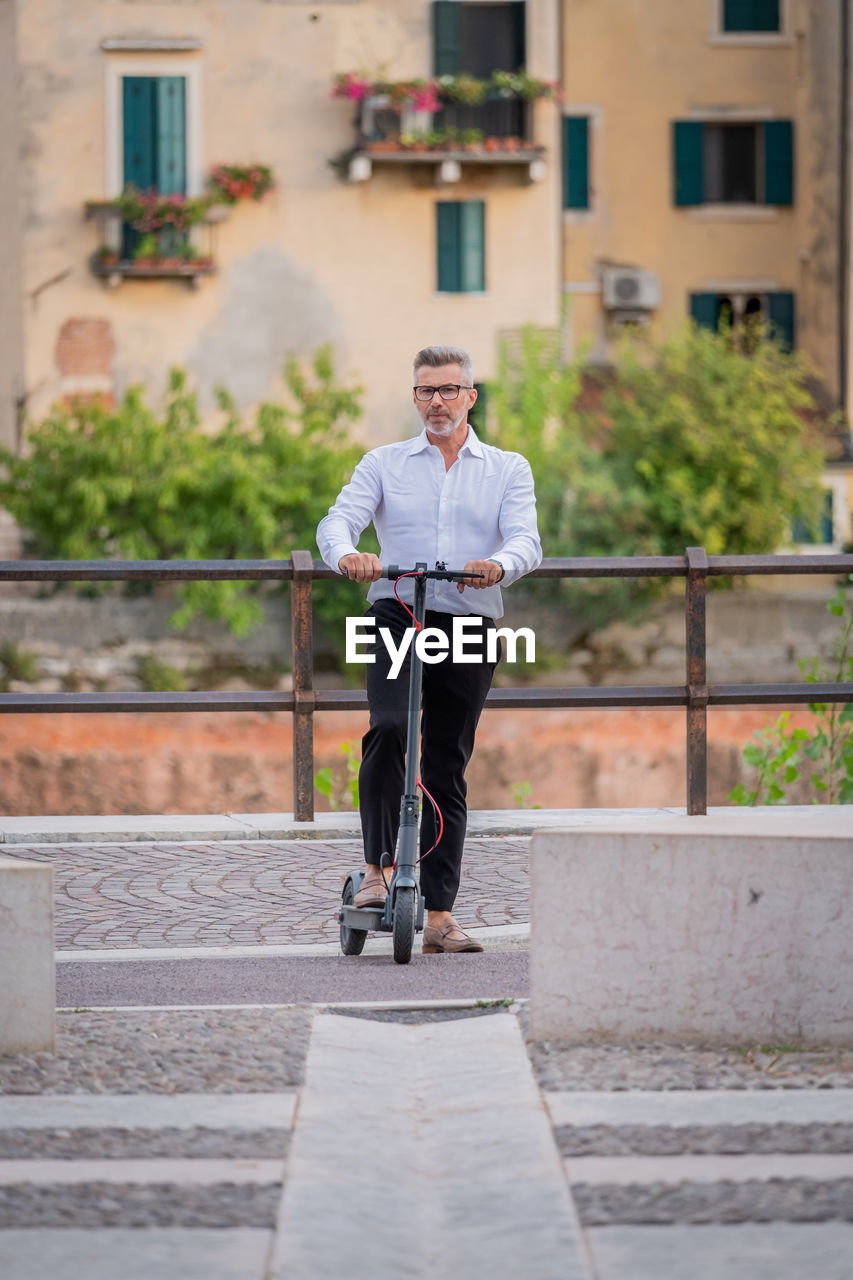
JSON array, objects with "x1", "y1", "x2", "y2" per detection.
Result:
[
  {"x1": 0, "y1": 1092, "x2": 297, "y2": 1130},
  {"x1": 546, "y1": 1088, "x2": 853, "y2": 1155},
  {"x1": 585, "y1": 1222, "x2": 853, "y2": 1280},
  {"x1": 566, "y1": 1153, "x2": 853, "y2": 1226},
  {"x1": 0, "y1": 1157, "x2": 281, "y2": 1182},
  {"x1": 0, "y1": 1092, "x2": 297, "y2": 1159},
  {"x1": 0, "y1": 1228, "x2": 273, "y2": 1280},
  {"x1": 0, "y1": 1157, "x2": 284, "y2": 1186},
  {"x1": 546, "y1": 1089, "x2": 853, "y2": 1128}
]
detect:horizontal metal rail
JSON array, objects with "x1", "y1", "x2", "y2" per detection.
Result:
[
  {"x1": 4, "y1": 553, "x2": 853, "y2": 581},
  {"x1": 1, "y1": 683, "x2": 850, "y2": 715},
  {"x1": 1, "y1": 551, "x2": 851, "y2": 819}
]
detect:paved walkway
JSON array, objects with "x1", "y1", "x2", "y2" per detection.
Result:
[
  {"x1": 2, "y1": 810, "x2": 853, "y2": 1278},
  {"x1": 1, "y1": 836, "x2": 529, "y2": 951}
]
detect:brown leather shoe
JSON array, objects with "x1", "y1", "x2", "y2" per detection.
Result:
[
  {"x1": 353, "y1": 870, "x2": 389, "y2": 908},
  {"x1": 422, "y1": 921, "x2": 484, "y2": 954}
]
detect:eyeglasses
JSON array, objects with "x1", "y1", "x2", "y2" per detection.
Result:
[{"x1": 413, "y1": 384, "x2": 472, "y2": 402}]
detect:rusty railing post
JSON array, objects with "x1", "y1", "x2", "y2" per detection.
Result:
[
  {"x1": 290, "y1": 550, "x2": 315, "y2": 822},
  {"x1": 685, "y1": 546, "x2": 709, "y2": 815}
]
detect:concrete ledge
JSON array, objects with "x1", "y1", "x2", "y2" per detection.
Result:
[
  {"x1": 0, "y1": 806, "x2": 739, "y2": 846},
  {"x1": 530, "y1": 807, "x2": 853, "y2": 1047},
  {"x1": 0, "y1": 856, "x2": 55, "y2": 1053}
]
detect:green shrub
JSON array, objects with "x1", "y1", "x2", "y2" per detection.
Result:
[
  {"x1": 136, "y1": 655, "x2": 186, "y2": 693},
  {"x1": 730, "y1": 587, "x2": 853, "y2": 805},
  {"x1": 486, "y1": 322, "x2": 831, "y2": 634},
  {"x1": 0, "y1": 346, "x2": 369, "y2": 640},
  {"x1": 0, "y1": 641, "x2": 40, "y2": 684}
]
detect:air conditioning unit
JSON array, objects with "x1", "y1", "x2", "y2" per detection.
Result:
[{"x1": 602, "y1": 267, "x2": 661, "y2": 311}]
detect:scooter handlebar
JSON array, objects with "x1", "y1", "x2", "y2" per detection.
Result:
[{"x1": 382, "y1": 564, "x2": 484, "y2": 582}]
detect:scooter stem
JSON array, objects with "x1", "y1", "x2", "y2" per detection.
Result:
[{"x1": 394, "y1": 562, "x2": 427, "y2": 882}]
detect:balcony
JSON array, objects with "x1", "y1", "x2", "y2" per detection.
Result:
[
  {"x1": 84, "y1": 202, "x2": 222, "y2": 288},
  {"x1": 331, "y1": 73, "x2": 556, "y2": 186},
  {"x1": 83, "y1": 167, "x2": 275, "y2": 288}
]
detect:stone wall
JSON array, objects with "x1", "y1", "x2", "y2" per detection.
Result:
[{"x1": 0, "y1": 582, "x2": 845, "y2": 692}]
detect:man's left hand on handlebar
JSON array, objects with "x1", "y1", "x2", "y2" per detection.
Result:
[{"x1": 457, "y1": 559, "x2": 504, "y2": 593}]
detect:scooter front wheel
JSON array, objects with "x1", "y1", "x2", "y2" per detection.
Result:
[
  {"x1": 339, "y1": 880, "x2": 367, "y2": 956},
  {"x1": 392, "y1": 886, "x2": 416, "y2": 965}
]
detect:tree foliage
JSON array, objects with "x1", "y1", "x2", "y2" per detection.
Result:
[
  {"x1": 0, "y1": 346, "x2": 368, "y2": 636},
  {"x1": 486, "y1": 323, "x2": 830, "y2": 632}
]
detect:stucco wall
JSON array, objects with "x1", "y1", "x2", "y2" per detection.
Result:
[{"x1": 0, "y1": 0, "x2": 25, "y2": 454}]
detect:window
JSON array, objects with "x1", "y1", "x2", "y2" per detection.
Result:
[
  {"x1": 437, "y1": 200, "x2": 486, "y2": 292},
  {"x1": 704, "y1": 124, "x2": 756, "y2": 202},
  {"x1": 792, "y1": 492, "x2": 834, "y2": 546},
  {"x1": 562, "y1": 117, "x2": 589, "y2": 210},
  {"x1": 123, "y1": 76, "x2": 186, "y2": 194},
  {"x1": 122, "y1": 76, "x2": 187, "y2": 255},
  {"x1": 689, "y1": 291, "x2": 795, "y2": 350},
  {"x1": 674, "y1": 120, "x2": 793, "y2": 206},
  {"x1": 432, "y1": 2, "x2": 527, "y2": 139},
  {"x1": 433, "y1": 2, "x2": 526, "y2": 77},
  {"x1": 722, "y1": 0, "x2": 780, "y2": 33}
]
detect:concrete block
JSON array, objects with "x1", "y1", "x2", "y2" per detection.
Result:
[
  {"x1": 0, "y1": 856, "x2": 55, "y2": 1053},
  {"x1": 530, "y1": 807, "x2": 853, "y2": 1046}
]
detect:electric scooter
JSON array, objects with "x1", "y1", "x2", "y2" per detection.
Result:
[{"x1": 337, "y1": 561, "x2": 484, "y2": 965}]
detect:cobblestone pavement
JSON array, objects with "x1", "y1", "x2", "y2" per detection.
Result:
[
  {"x1": 3, "y1": 837, "x2": 530, "y2": 950},
  {"x1": 0, "y1": 1008, "x2": 312, "y2": 1095}
]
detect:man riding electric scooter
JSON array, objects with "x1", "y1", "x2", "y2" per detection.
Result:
[{"x1": 316, "y1": 344, "x2": 542, "y2": 956}]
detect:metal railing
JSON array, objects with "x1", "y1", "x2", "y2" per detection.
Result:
[{"x1": 2, "y1": 549, "x2": 852, "y2": 820}]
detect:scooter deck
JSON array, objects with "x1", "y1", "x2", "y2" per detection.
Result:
[
  {"x1": 338, "y1": 904, "x2": 386, "y2": 932},
  {"x1": 338, "y1": 899, "x2": 426, "y2": 934}
]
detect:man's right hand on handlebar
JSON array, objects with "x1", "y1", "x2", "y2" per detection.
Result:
[{"x1": 339, "y1": 552, "x2": 383, "y2": 583}]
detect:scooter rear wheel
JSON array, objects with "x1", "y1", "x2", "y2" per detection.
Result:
[
  {"x1": 392, "y1": 885, "x2": 416, "y2": 965},
  {"x1": 339, "y1": 880, "x2": 367, "y2": 956}
]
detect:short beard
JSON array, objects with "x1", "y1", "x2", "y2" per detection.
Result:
[{"x1": 425, "y1": 404, "x2": 468, "y2": 438}]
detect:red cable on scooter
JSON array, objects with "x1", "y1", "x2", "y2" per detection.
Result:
[
  {"x1": 393, "y1": 571, "x2": 423, "y2": 631},
  {"x1": 416, "y1": 777, "x2": 444, "y2": 861}
]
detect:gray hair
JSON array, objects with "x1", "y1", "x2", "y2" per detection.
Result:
[{"x1": 413, "y1": 345, "x2": 474, "y2": 385}]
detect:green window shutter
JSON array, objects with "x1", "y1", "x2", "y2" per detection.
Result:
[
  {"x1": 156, "y1": 77, "x2": 187, "y2": 195},
  {"x1": 767, "y1": 291, "x2": 795, "y2": 350},
  {"x1": 437, "y1": 202, "x2": 461, "y2": 291},
  {"x1": 724, "y1": 0, "x2": 780, "y2": 32},
  {"x1": 459, "y1": 200, "x2": 485, "y2": 291},
  {"x1": 437, "y1": 200, "x2": 485, "y2": 292},
  {"x1": 433, "y1": 1, "x2": 461, "y2": 76},
  {"x1": 673, "y1": 121, "x2": 704, "y2": 206},
  {"x1": 123, "y1": 77, "x2": 157, "y2": 189},
  {"x1": 563, "y1": 116, "x2": 589, "y2": 209},
  {"x1": 763, "y1": 120, "x2": 793, "y2": 205},
  {"x1": 690, "y1": 293, "x2": 719, "y2": 331}
]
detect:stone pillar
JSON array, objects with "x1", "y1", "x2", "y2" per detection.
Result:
[
  {"x1": 530, "y1": 807, "x2": 853, "y2": 1046},
  {"x1": 0, "y1": 857, "x2": 55, "y2": 1053}
]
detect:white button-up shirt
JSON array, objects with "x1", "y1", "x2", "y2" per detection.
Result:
[{"x1": 316, "y1": 427, "x2": 542, "y2": 618}]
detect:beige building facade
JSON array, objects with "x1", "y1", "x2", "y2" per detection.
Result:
[
  {"x1": 560, "y1": 0, "x2": 853, "y2": 547},
  {"x1": 1, "y1": 0, "x2": 851, "y2": 546},
  {"x1": 0, "y1": 0, "x2": 561, "y2": 458}
]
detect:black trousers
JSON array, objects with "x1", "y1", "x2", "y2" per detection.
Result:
[{"x1": 359, "y1": 599, "x2": 499, "y2": 912}]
